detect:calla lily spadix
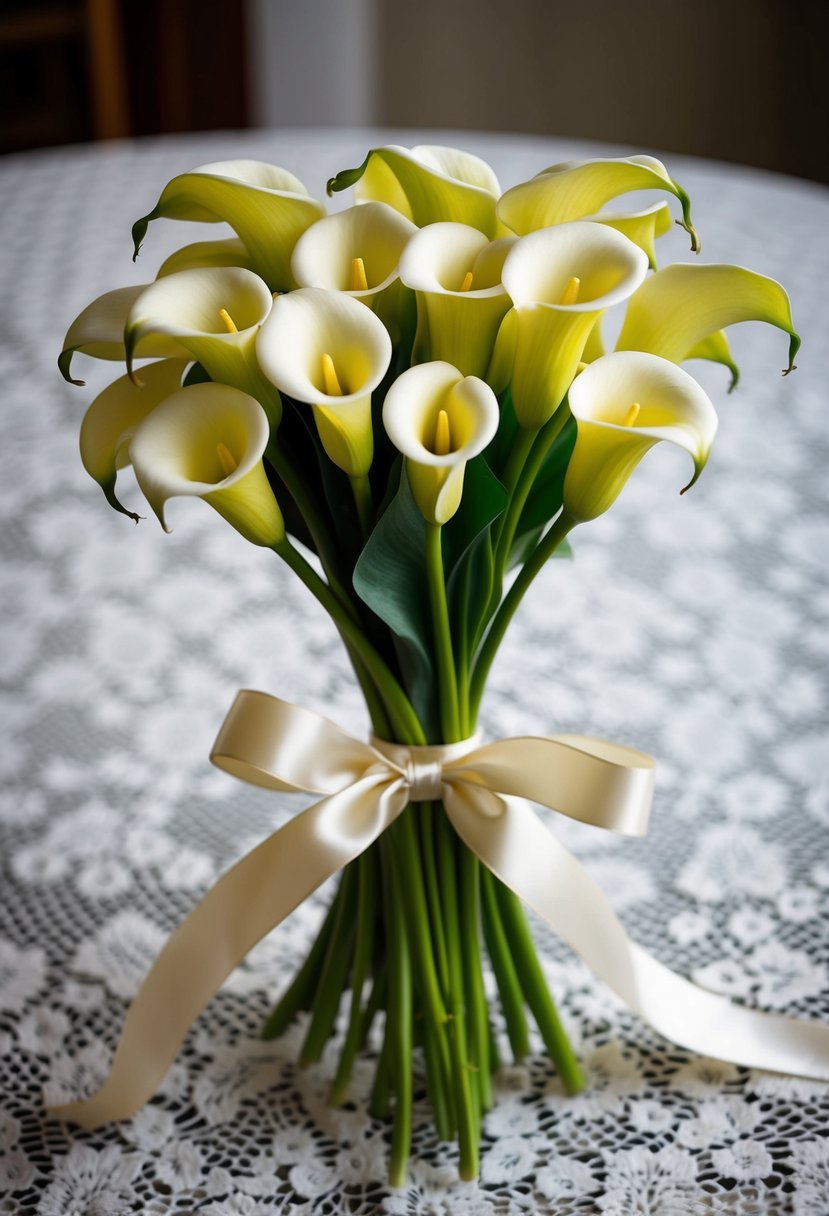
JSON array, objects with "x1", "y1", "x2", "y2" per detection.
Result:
[
  {"x1": 383, "y1": 361, "x2": 499, "y2": 525},
  {"x1": 562, "y1": 351, "x2": 719, "y2": 522},
  {"x1": 496, "y1": 221, "x2": 649, "y2": 428},
  {"x1": 129, "y1": 382, "x2": 285, "y2": 548},
  {"x1": 123, "y1": 267, "x2": 281, "y2": 423},
  {"x1": 327, "y1": 144, "x2": 502, "y2": 238},
  {"x1": 256, "y1": 286, "x2": 392, "y2": 478},
  {"x1": 59, "y1": 285, "x2": 188, "y2": 385},
  {"x1": 157, "y1": 237, "x2": 253, "y2": 278},
  {"x1": 290, "y1": 202, "x2": 417, "y2": 343},
  {"x1": 399, "y1": 222, "x2": 514, "y2": 379},
  {"x1": 497, "y1": 155, "x2": 699, "y2": 252},
  {"x1": 131, "y1": 160, "x2": 325, "y2": 292},
  {"x1": 79, "y1": 357, "x2": 190, "y2": 521},
  {"x1": 616, "y1": 263, "x2": 800, "y2": 375}
]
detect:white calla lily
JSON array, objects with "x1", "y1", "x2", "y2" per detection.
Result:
[
  {"x1": 616, "y1": 263, "x2": 800, "y2": 375},
  {"x1": 497, "y1": 155, "x2": 699, "y2": 251},
  {"x1": 79, "y1": 358, "x2": 190, "y2": 519},
  {"x1": 290, "y1": 201, "x2": 417, "y2": 343},
  {"x1": 129, "y1": 382, "x2": 284, "y2": 547},
  {"x1": 498, "y1": 222, "x2": 649, "y2": 427},
  {"x1": 327, "y1": 144, "x2": 502, "y2": 237},
  {"x1": 383, "y1": 361, "x2": 499, "y2": 525},
  {"x1": 256, "y1": 287, "x2": 391, "y2": 478},
  {"x1": 124, "y1": 267, "x2": 280, "y2": 421},
  {"x1": 562, "y1": 351, "x2": 719, "y2": 522},
  {"x1": 399, "y1": 222, "x2": 514, "y2": 379},
  {"x1": 59, "y1": 285, "x2": 188, "y2": 385},
  {"x1": 132, "y1": 160, "x2": 325, "y2": 291}
]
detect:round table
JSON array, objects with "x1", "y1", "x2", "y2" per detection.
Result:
[{"x1": 1, "y1": 128, "x2": 828, "y2": 1215}]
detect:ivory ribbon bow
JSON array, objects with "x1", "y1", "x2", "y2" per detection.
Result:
[{"x1": 52, "y1": 690, "x2": 829, "y2": 1129}]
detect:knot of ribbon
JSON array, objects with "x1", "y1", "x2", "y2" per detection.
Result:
[{"x1": 51, "y1": 690, "x2": 829, "y2": 1131}]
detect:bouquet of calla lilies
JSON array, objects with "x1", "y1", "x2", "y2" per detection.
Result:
[{"x1": 60, "y1": 145, "x2": 800, "y2": 1185}]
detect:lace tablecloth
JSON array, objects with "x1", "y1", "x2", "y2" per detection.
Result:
[{"x1": 1, "y1": 128, "x2": 828, "y2": 1215}]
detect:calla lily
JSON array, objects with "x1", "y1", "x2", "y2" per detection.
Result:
[
  {"x1": 497, "y1": 155, "x2": 699, "y2": 252},
  {"x1": 256, "y1": 287, "x2": 392, "y2": 477},
  {"x1": 586, "y1": 202, "x2": 673, "y2": 270},
  {"x1": 290, "y1": 201, "x2": 417, "y2": 342},
  {"x1": 123, "y1": 267, "x2": 280, "y2": 422},
  {"x1": 383, "y1": 361, "x2": 499, "y2": 525},
  {"x1": 79, "y1": 357, "x2": 190, "y2": 520},
  {"x1": 616, "y1": 263, "x2": 800, "y2": 374},
  {"x1": 59, "y1": 285, "x2": 188, "y2": 385},
  {"x1": 157, "y1": 238, "x2": 253, "y2": 278},
  {"x1": 399, "y1": 222, "x2": 514, "y2": 378},
  {"x1": 327, "y1": 144, "x2": 502, "y2": 238},
  {"x1": 562, "y1": 351, "x2": 719, "y2": 522},
  {"x1": 497, "y1": 222, "x2": 649, "y2": 427},
  {"x1": 129, "y1": 382, "x2": 285, "y2": 547},
  {"x1": 131, "y1": 160, "x2": 325, "y2": 291}
]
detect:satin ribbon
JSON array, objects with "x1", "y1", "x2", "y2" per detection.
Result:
[{"x1": 51, "y1": 690, "x2": 829, "y2": 1129}]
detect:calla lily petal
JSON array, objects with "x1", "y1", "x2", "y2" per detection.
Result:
[
  {"x1": 497, "y1": 155, "x2": 699, "y2": 252},
  {"x1": 132, "y1": 160, "x2": 325, "y2": 291},
  {"x1": 129, "y1": 382, "x2": 285, "y2": 547},
  {"x1": 399, "y1": 223, "x2": 514, "y2": 378},
  {"x1": 327, "y1": 144, "x2": 501, "y2": 237},
  {"x1": 616, "y1": 263, "x2": 800, "y2": 374},
  {"x1": 562, "y1": 351, "x2": 719, "y2": 522},
  {"x1": 59, "y1": 285, "x2": 188, "y2": 384},
  {"x1": 124, "y1": 267, "x2": 279, "y2": 420},
  {"x1": 157, "y1": 238, "x2": 252, "y2": 278},
  {"x1": 79, "y1": 357, "x2": 190, "y2": 520},
  {"x1": 685, "y1": 330, "x2": 740, "y2": 392},
  {"x1": 585, "y1": 202, "x2": 673, "y2": 270},
  {"x1": 383, "y1": 361, "x2": 499, "y2": 524},
  {"x1": 500, "y1": 222, "x2": 649, "y2": 427},
  {"x1": 256, "y1": 287, "x2": 392, "y2": 477}
]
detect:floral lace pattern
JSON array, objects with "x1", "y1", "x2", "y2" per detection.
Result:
[{"x1": 1, "y1": 130, "x2": 828, "y2": 1214}]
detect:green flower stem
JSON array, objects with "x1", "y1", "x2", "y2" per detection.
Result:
[
  {"x1": 455, "y1": 562, "x2": 472, "y2": 737},
  {"x1": 350, "y1": 472, "x2": 374, "y2": 540},
  {"x1": 425, "y1": 523, "x2": 461, "y2": 742},
  {"x1": 494, "y1": 882, "x2": 585, "y2": 1095},
  {"x1": 469, "y1": 511, "x2": 576, "y2": 722},
  {"x1": 481, "y1": 867, "x2": 531, "y2": 1061},
  {"x1": 423, "y1": 1016, "x2": 455, "y2": 1141},
  {"x1": 381, "y1": 832, "x2": 413, "y2": 1187},
  {"x1": 300, "y1": 863, "x2": 358, "y2": 1064},
  {"x1": 437, "y1": 810, "x2": 479, "y2": 1181},
  {"x1": 274, "y1": 537, "x2": 426, "y2": 745},
  {"x1": 461, "y1": 849, "x2": 492, "y2": 1113},
  {"x1": 261, "y1": 873, "x2": 344, "y2": 1040},
  {"x1": 369, "y1": 1027, "x2": 392, "y2": 1120},
  {"x1": 330, "y1": 851, "x2": 376, "y2": 1105},
  {"x1": 419, "y1": 803, "x2": 449, "y2": 995}
]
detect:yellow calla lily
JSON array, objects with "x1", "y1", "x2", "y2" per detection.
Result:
[
  {"x1": 383, "y1": 361, "x2": 499, "y2": 525},
  {"x1": 399, "y1": 222, "x2": 514, "y2": 378},
  {"x1": 129, "y1": 382, "x2": 285, "y2": 547},
  {"x1": 290, "y1": 201, "x2": 417, "y2": 343},
  {"x1": 585, "y1": 201, "x2": 673, "y2": 270},
  {"x1": 79, "y1": 358, "x2": 190, "y2": 520},
  {"x1": 157, "y1": 238, "x2": 253, "y2": 278},
  {"x1": 327, "y1": 144, "x2": 502, "y2": 237},
  {"x1": 59, "y1": 285, "x2": 188, "y2": 385},
  {"x1": 497, "y1": 155, "x2": 699, "y2": 252},
  {"x1": 256, "y1": 286, "x2": 392, "y2": 478},
  {"x1": 615, "y1": 263, "x2": 800, "y2": 375},
  {"x1": 498, "y1": 222, "x2": 649, "y2": 428},
  {"x1": 131, "y1": 160, "x2": 325, "y2": 291},
  {"x1": 123, "y1": 267, "x2": 280, "y2": 422},
  {"x1": 562, "y1": 351, "x2": 719, "y2": 522}
]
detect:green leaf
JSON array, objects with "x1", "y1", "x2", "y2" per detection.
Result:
[
  {"x1": 353, "y1": 468, "x2": 435, "y2": 730},
  {"x1": 444, "y1": 454, "x2": 507, "y2": 590}
]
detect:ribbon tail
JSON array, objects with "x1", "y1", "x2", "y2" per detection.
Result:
[
  {"x1": 445, "y1": 787, "x2": 829, "y2": 1081},
  {"x1": 50, "y1": 774, "x2": 402, "y2": 1129}
]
